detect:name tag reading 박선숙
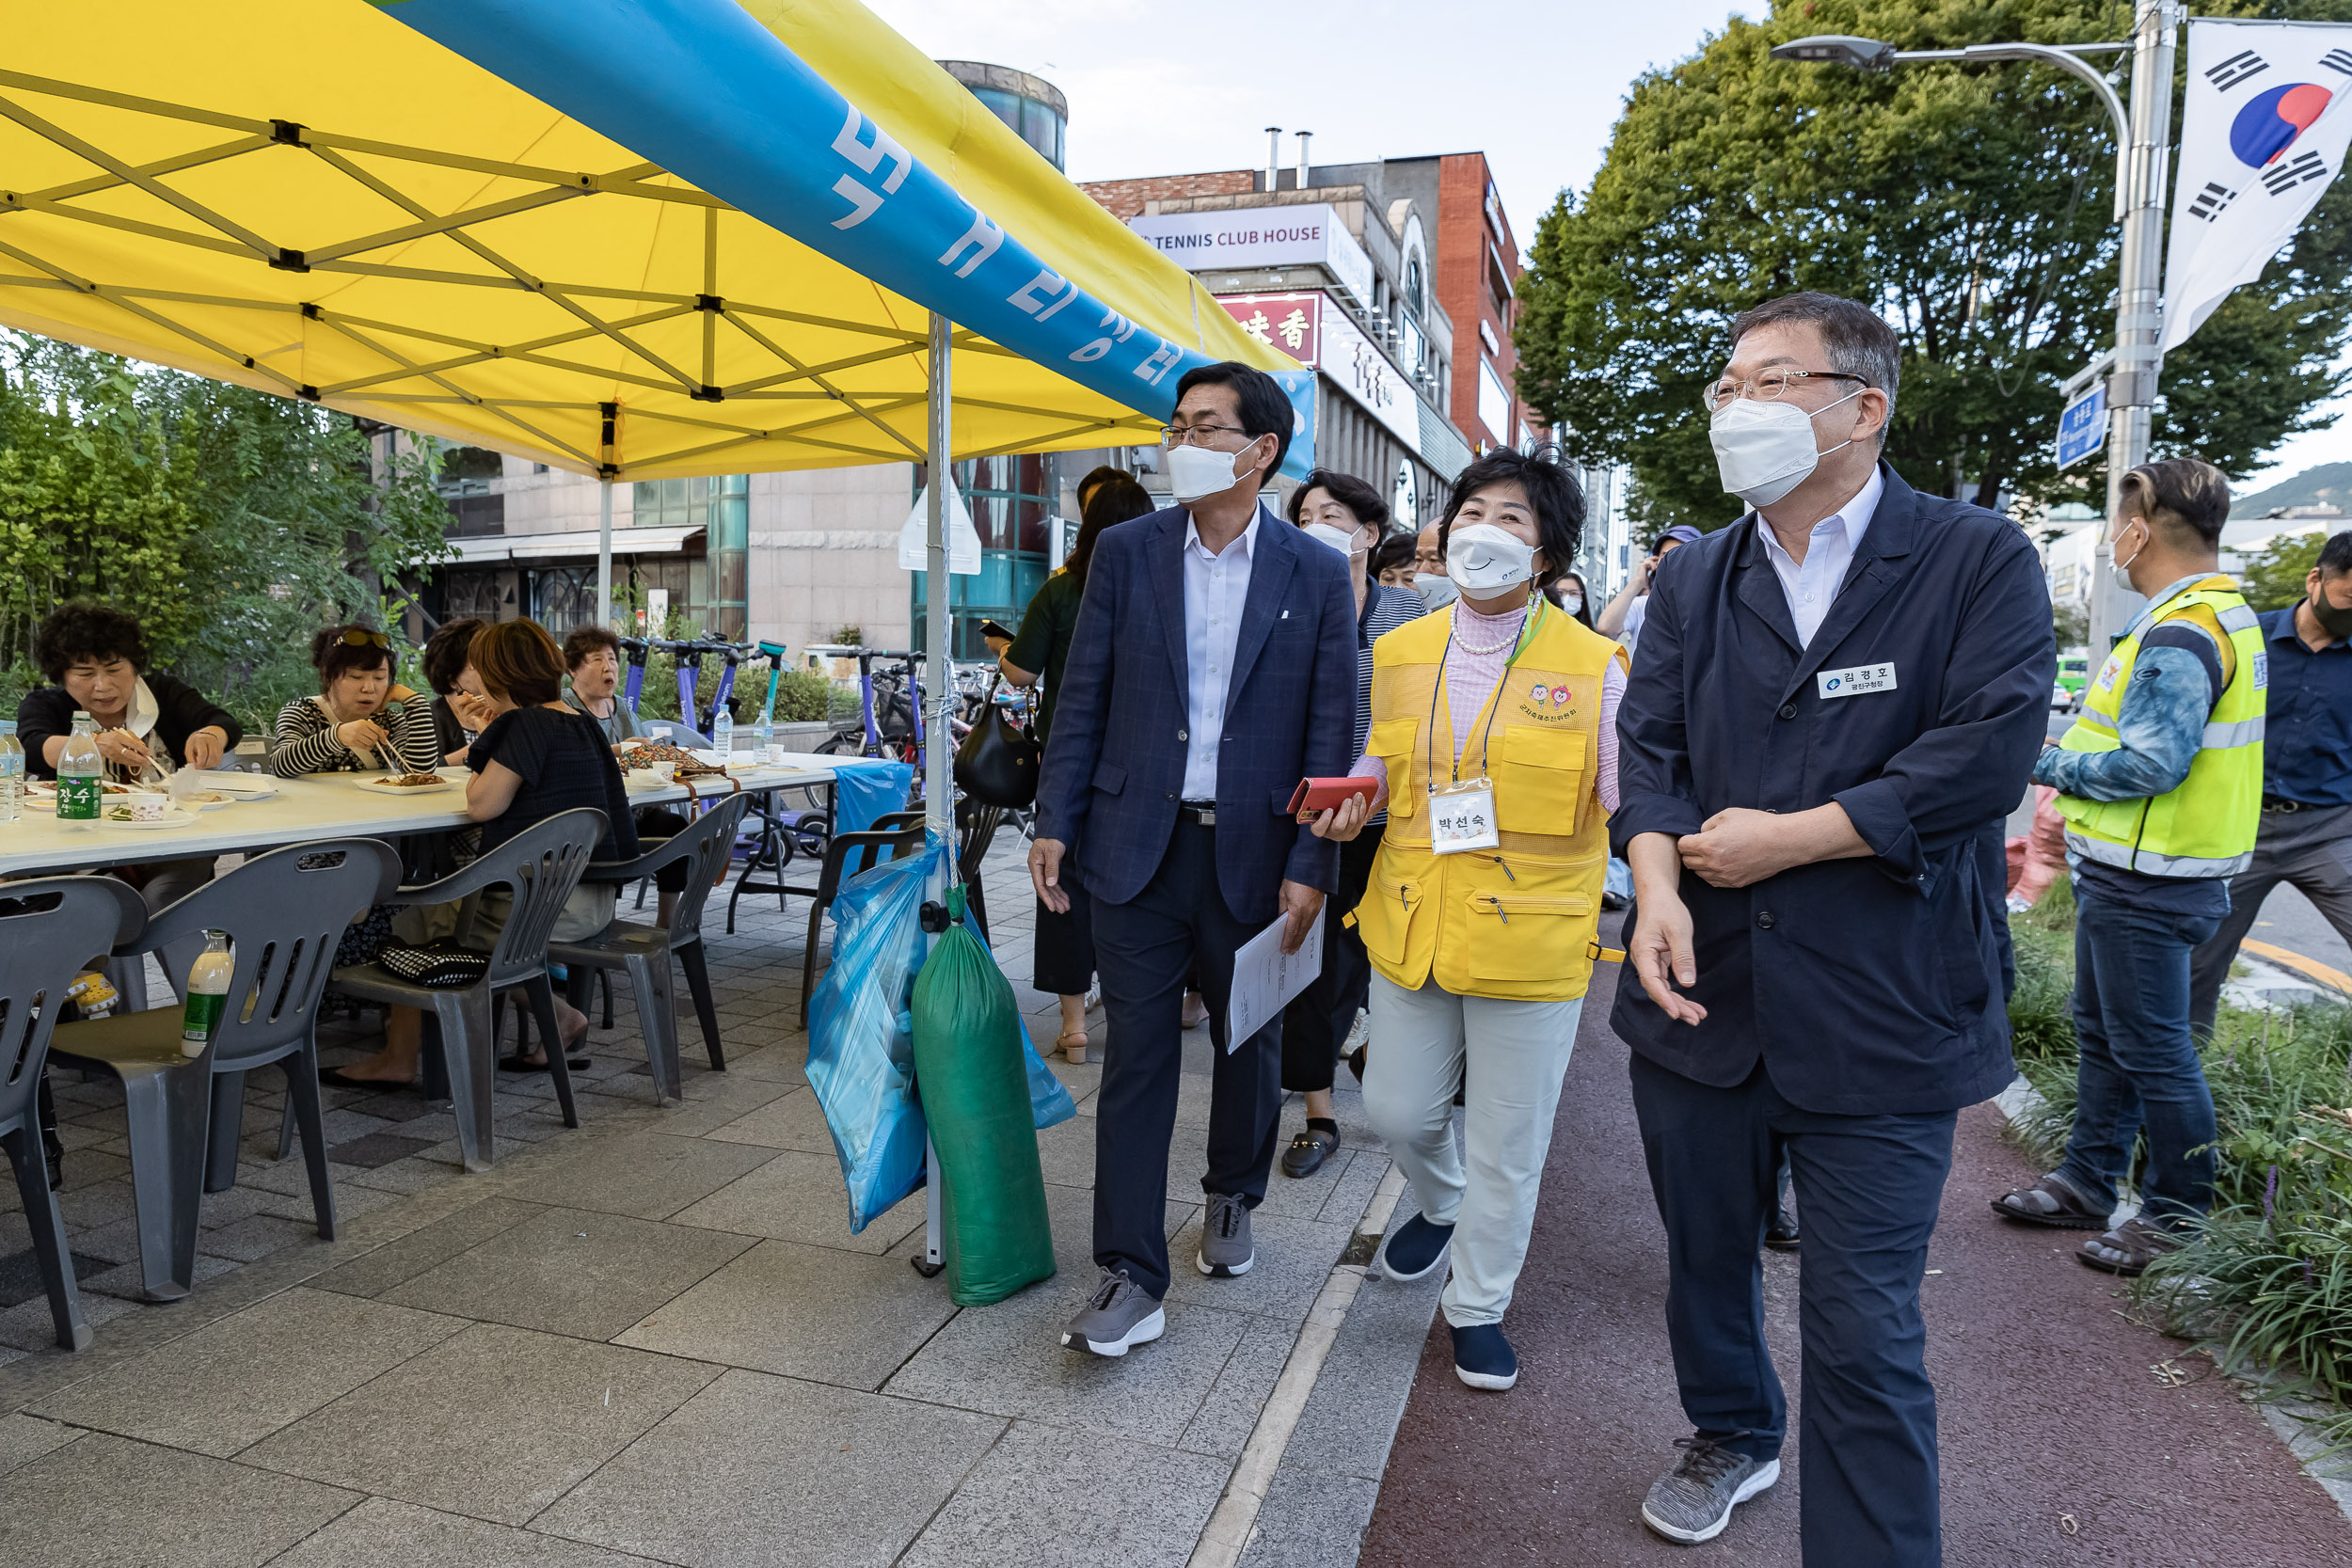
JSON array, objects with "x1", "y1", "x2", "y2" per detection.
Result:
[
  {"x1": 1816, "y1": 662, "x2": 1897, "y2": 700},
  {"x1": 1429, "y1": 779, "x2": 1501, "y2": 855}
]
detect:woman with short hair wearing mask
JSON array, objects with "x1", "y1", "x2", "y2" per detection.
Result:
[
  {"x1": 1279, "y1": 469, "x2": 1421, "y2": 1176},
  {"x1": 1306, "y1": 445, "x2": 1623, "y2": 1391}
]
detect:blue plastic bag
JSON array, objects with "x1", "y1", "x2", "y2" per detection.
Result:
[
  {"x1": 829, "y1": 757, "x2": 915, "y2": 838},
  {"x1": 803, "y1": 833, "x2": 1073, "y2": 1231}
]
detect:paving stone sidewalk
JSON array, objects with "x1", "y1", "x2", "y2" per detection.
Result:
[{"x1": 0, "y1": 833, "x2": 1414, "y2": 1568}]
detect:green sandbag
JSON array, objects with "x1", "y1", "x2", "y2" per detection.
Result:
[{"x1": 910, "y1": 913, "x2": 1057, "y2": 1306}]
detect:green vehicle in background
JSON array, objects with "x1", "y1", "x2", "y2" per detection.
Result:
[{"x1": 2053, "y1": 650, "x2": 2091, "y2": 711}]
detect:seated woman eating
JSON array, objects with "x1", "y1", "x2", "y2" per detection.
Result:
[
  {"x1": 270, "y1": 625, "x2": 440, "y2": 778},
  {"x1": 17, "y1": 600, "x2": 242, "y2": 911},
  {"x1": 324, "y1": 618, "x2": 637, "y2": 1086}
]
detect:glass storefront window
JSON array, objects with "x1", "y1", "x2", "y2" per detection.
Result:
[
  {"x1": 628, "y1": 473, "x2": 749, "y2": 639},
  {"x1": 910, "y1": 453, "x2": 1053, "y2": 660}
]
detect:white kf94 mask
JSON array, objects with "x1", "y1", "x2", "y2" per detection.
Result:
[
  {"x1": 1445, "y1": 523, "x2": 1537, "y2": 594},
  {"x1": 1166, "y1": 439, "x2": 1260, "y2": 505},
  {"x1": 1708, "y1": 388, "x2": 1863, "y2": 509}
]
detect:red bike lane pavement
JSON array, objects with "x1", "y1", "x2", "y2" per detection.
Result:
[{"x1": 1359, "y1": 931, "x2": 2351, "y2": 1568}]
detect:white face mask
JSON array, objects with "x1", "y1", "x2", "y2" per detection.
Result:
[
  {"x1": 1445, "y1": 523, "x2": 1537, "y2": 594},
  {"x1": 1414, "y1": 571, "x2": 1458, "y2": 610},
  {"x1": 2109, "y1": 517, "x2": 2147, "y2": 594},
  {"x1": 1708, "y1": 388, "x2": 1863, "y2": 509},
  {"x1": 1557, "y1": 591, "x2": 1584, "y2": 615},
  {"x1": 1165, "y1": 437, "x2": 1262, "y2": 506},
  {"x1": 1302, "y1": 522, "x2": 1359, "y2": 560}
]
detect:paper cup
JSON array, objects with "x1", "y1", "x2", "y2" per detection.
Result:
[
  {"x1": 765, "y1": 744, "x2": 787, "y2": 765},
  {"x1": 124, "y1": 789, "x2": 167, "y2": 821},
  {"x1": 650, "y1": 760, "x2": 676, "y2": 783}
]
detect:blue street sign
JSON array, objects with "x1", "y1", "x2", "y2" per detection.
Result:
[{"x1": 2056, "y1": 380, "x2": 2107, "y2": 470}]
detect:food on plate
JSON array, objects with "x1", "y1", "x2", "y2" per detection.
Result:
[{"x1": 372, "y1": 770, "x2": 446, "y2": 787}]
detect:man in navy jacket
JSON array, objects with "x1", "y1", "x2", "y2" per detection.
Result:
[
  {"x1": 1612, "y1": 294, "x2": 2053, "y2": 1562},
  {"x1": 1031, "y1": 361, "x2": 1357, "y2": 1357}
]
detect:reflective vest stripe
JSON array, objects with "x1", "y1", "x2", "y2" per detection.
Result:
[
  {"x1": 2063, "y1": 828, "x2": 2253, "y2": 879},
  {"x1": 2074, "y1": 708, "x2": 2118, "y2": 736},
  {"x1": 2214, "y1": 603, "x2": 2261, "y2": 635},
  {"x1": 2201, "y1": 715, "x2": 2265, "y2": 749}
]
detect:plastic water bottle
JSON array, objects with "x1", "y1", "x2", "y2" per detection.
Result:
[
  {"x1": 0, "y1": 720, "x2": 23, "y2": 822},
  {"x1": 751, "y1": 709, "x2": 773, "y2": 762},
  {"x1": 181, "y1": 932, "x2": 233, "y2": 1057},
  {"x1": 711, "y1": 705, "x2": 734, "y2": 758},
  {"x1": 56, "y1": 711, "x2": 103, "y2": 821}
]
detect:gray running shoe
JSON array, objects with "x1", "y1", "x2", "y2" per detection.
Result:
[
  {"x1": 1060, "y1": 1267, "x2": 1165, "y2": 1357},
  {"x1": 1197, "y1": 1192, "x2": 1255, "y2": 1276},
  {"x1": 1640, "y1": 1437, "x2": 1781, "y2": 1544}
]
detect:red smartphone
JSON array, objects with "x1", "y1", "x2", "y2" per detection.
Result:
[{"x1": 1288, "y1": 776, "x2": 1380, "y2": 816}]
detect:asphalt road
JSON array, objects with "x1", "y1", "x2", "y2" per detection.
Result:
[{"x1": 1360, "y1": 919, "x2": 2352, "y2": 1568}]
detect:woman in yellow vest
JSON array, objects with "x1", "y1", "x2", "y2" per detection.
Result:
[{"x1": 1309, "y1": 446, "x2": 1625, "y2": 1391}]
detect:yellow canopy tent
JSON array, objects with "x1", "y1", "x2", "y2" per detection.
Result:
[{"x1": 0, "y1": 0, "x2": 1301, "y2": 858}]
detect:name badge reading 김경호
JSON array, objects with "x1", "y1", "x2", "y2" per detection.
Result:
[
  {"x1": 1429, "y1": 779, "x2": 1500, "y2": 855},
  {"x1": 1816, "y1": 662, "x2": 1897, "y2": 700}
]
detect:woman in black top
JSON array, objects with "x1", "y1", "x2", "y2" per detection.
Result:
[
  {"x1": 325, "y1": 618, "x2": 635, "y2": 1086},
  {"x1": 421, "y1": 616, "x2": 488, "y2": 764},
  {"x1": 16, "y1": 601, "x2": 243, "y2": 911},
  {"x1": 987, "y1": 474, "x2": 1154, "y2": 1062}
]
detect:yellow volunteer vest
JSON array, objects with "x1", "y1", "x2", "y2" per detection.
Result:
[
  {"x1": 1344, "y1": 600, "x2": 1623, "y2": 1002},
  {"x1": 2054, "y1": 574, "x2": 2265, "y2": 878}
]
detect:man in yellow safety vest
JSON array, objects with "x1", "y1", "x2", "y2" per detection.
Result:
[{"x1": 1991, "y1": 459, "x2": 2264, "y2": 1275}]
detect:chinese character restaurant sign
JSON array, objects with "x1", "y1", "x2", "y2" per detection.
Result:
[
  {"x1": 1218, "y1": 293, "x2": 1321, "y2": 365},
  {"x1": 2161, "y1": 17, "x2": 2352, "y2": 355}
]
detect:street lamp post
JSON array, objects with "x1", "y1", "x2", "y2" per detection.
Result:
[{"x1": 1773, "y1": 0, "x2": 2183, "y2": 657}]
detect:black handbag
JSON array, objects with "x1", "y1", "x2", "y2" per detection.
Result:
[
  {"x1": 375, "y1": 941, "x2": 490, "y2": 989},
  {"x1": 953, "y1": 675, "x2": 1041, "y2": 808}
]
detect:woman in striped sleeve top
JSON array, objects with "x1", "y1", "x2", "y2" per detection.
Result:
[{"x1": 269, "y1": 626, "x2": 443, "y2": 778}]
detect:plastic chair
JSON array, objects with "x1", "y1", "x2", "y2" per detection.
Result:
[
  {"x1": 50, "y1": 841, "x2": 397, "y2": 1302},
  {"x1": 330, "y1": 809, "x2": 604, "y2": 1173},
  {"x1": 798, "y1": 820, "x2": 928, "y2": 1025},
  {"x1": 0, "y1": 879, "x2": 144, "y2": 1348},
  {"x1": 549, "y1": 793, "x2": 748, "y2": 1104}
]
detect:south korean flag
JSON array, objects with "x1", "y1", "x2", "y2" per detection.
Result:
[{"x1": 2159, "y1": 18, "x2": 2352, "y2": 355}]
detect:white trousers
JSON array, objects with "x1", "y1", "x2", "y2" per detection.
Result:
[{"x1": 1363, "y1": 972, "x2": 1581, "y2": 1327}]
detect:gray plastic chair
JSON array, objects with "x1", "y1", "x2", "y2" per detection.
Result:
[
  {"x1": 50, "y1": 841, "x2": 397, "y2": 1302},
  {"x1": 330, "y1": 808, "x2": 605, "y2": 1172},
  {"x1": 0, "y1": 879, "x2": 144, "y2": 1349},
  {"x1": 548, "y1": 793, "x2": 748, "y2": 1105}
]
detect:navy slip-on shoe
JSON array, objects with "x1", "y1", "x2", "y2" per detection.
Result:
[
  {"x1": 1450, "y1": 1323, "x2": 1518, "y2": 1391},
  {"x1": 1377, "y1": 1212, "x2": 1454, "y2": 1282}
]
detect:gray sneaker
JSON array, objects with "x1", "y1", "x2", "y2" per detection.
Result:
[
  {"x1": 1060, "y1": 1267, "x2": 1165, "y2": 1357},
  {"x1": 1640, "y1": 1437, "x2": 1781, "y2": 1544},
  {"x1": 1197, "y1": 1192, "x2": 1255, "y2": 1276}
]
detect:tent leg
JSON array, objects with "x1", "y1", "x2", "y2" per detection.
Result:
[
  {"x1": 915, "y1": 309, "x2": 953, "y2": 1280},
  {"x1": 596, "y1": 477, "x2": 614, "y2": 630}
]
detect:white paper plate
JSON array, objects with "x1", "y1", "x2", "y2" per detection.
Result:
[
  {"x1": 171, "y1": 790, "x2": 240, "y2": 811},
  {"x1": 180, "y1": 769, "x2": 277, "y2": 799},
  {"x1": 97, "y1": 807, "x2": 199, "y2": 831}
]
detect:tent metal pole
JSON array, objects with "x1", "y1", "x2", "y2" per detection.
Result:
[
  {"x1": 596, "y1": 477, "x2": 613, "y2": 630},
  {"x1": 920, "y1": 308, "x2": 952, "y2": 1277}
]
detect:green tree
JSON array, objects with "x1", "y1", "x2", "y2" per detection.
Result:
[
  {"x1": 1518, "y1": 0, "x2": 2352, "y2": 535},
  {"x1": 2237, "y1": 527, "x2": 2328, "y2": 610},
  {"x1": 0, "y1": 332, "x2": 452, "y2": 729}
]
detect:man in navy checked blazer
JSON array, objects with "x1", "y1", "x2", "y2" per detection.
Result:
[{"x1": 1031, "y1": 361, "x2": 1357, "y2": 1357}]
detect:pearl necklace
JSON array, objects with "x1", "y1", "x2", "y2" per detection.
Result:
[{"x1": 1451, "y1": 607, "x2": 1527, "y2": 657}]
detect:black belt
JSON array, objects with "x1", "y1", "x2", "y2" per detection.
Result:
[
  {"x1": 2263, "y1": 794, "x2": 2324, "y2": 814},
  {"x1": 1177, "y1": 800, "x2": 1217, "y2": 826}
]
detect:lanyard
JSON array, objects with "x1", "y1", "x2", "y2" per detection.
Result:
[{"x1": 1426, "y1": 597, "x2": 1543, "y2": 784}]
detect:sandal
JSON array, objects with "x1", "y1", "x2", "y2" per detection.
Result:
[
  {"x1": 2076, "y1": 1215, "x2": 2186, "y2": 1276},
  {"x1": 1990, "y1": 1171, "x2": 2109, "y2": 1230},
  {"x1": 1056, "y1": 1027, "x2": 1089, "y2": 1066}
]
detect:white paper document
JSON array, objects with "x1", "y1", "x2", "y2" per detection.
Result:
[{"x1": 1224, "y1": 908, "x2": 1325, "y2": 1053}]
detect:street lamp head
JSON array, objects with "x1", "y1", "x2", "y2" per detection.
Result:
[{"x1": 1770, "y1": 35, "x2": 1898, "y2": 71}]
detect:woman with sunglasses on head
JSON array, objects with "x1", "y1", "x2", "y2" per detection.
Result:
[
  {"x1": 1308, "y1": 445, "x2": 1622, "y2": 1394},
  {"x1": 269, "y1": 625, "x2": 440, "y2": 778}
]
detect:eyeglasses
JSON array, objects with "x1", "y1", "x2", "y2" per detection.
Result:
[
  {"x1": 1159, "y1": 422, "x2": 1254, "y2": 449},
  {"x1": 339, "y1": 628, "x2": 390, "y2": 649},
  {"x1": 1701, "y1": 370, "x2": 1867, "y2": 413}
]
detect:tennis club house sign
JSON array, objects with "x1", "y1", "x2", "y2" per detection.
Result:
[{"x1": 1127, "y1": 204, "x2": 1375, "y2": 308}]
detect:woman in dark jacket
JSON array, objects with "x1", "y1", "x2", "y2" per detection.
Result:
[
  {"x1": 17, "y1": 602, "x2": 243, "y2": 912},
  {"x1": 987, "y1": 474, "x2": 1154, "y2": 1062}
]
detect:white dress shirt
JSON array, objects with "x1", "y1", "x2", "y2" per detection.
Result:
[
  {"x1": 1755, "y1": 465, "x2": 1883, "y2": 647},
  {"x1": 1180, "y1": 503, "x2": 1263, "y2": 800}
]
